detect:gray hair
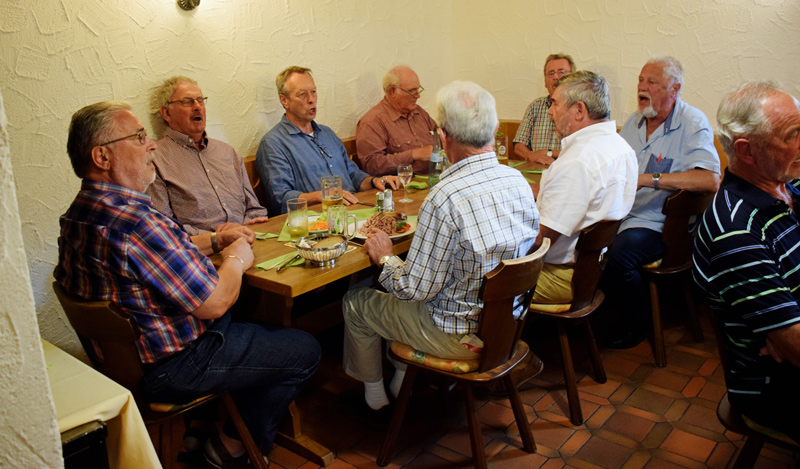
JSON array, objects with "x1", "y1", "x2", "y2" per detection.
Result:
[
  {"x1": 543, "y1": 53, "x2": 576, "y2": 75},
  {"x1": 382, "y1": 67, "x2": 401, "y2": 93},
  {"x1": 67, "y1": 101, "x2": 132, "y2": 178},
  {"x1": 646, "y1": 56, "x2": 684, "y2": 96},
  {"x1": 716, "y1": 81, "x2": 783, "y2": 159},
  {"x1": 434, "y1": 81, "x2": 498, "y2": 148},
  {"x1": 276, "y1": 66, "x2": 312, "y2": 96},
  {"x1": 554, "y1": 70, "x2": 610, "y2": 120},
  {"x1": 150, "y1": 76, "x2": 198, "y2": 124}
]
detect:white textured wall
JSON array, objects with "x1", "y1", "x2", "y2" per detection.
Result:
[
  {"x1": 1, "y1": 0, "x2": 799, "y2": 358},
  {"x1": 0, "y1": 88, "x2": 62, "y2": 467}
]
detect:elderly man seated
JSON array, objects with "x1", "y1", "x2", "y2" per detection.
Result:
[
  {"x1": 341, "y1": 81, "x2": 539, "y2": 415},
  {"x1": 147, "y1": 76, "x2": 269, "y2": 235},
  {"x1": 55, "y1": 101, "x2": 321, "y2": 468},
  {"x1": 531, "y1": 70, "x2": 637, "y2": 303},
  {"x1": 355, "y1": 65, "x2": 436, "y2": 176},
  {"x1": 257, "y1": 66, "x2": 398, "y2": 214},
  {"x1": 693, "y1": 82, "x2": 800, "y2": 443}
]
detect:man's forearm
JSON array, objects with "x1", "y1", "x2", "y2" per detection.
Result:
[
  {"x1": 191, "y1": 259, "x2": 245, "y2": 320},
  {"x1": 640, "y1": 169, "x2": 720, "y2": 192}
]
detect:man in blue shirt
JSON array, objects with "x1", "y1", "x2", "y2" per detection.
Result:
[
  {"x1": 693, "y1": 82, "x2": 800, "y2": 442},
  {"x1": 602, "y1": 57, "x2": 720, "y2": 348},
  {"x1": 256, "y1": 66, "x2": 398, "y2": 214}
]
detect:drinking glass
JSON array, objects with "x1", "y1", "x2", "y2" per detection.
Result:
[
  {"x1": 286, "y1": 198, "x2": 308, "y2": 241},
  {"x1": 321, "y1": 175, "x2": 343, "y2": 210},
  {"x1": 327, "y1": 205, "x2": 358, "y2": 240},
  {"x1": 398, "y1": 164, "x2": 413, "y2": 203}
]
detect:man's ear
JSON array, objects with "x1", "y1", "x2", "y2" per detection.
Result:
[
  {"x1": 160, "y1": 106, "x2": 171, "y2": 125},
  {"x1": 733, "y1": 138, "x2": 755, "y2": 165},
  {"x1": 91, "y1": 145, "x2": 112, "y2": 171},
  {"x1": 671, "y1": 82, "x2": 682, "y2": 97},
  {"x1": 574, "y1": 101, "x2": 587, "y2": 120},
  {"x1": 278, "y1": 94, "x2": 289, "y2": 110}
]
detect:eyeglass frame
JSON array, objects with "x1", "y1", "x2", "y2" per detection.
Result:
[
  {"x1": 546, "y1": 69, "x2": 571, "y2": 78},
  {"x1": 97, "y1": 128, "x2": 148, "y2": 147},
  {"x1": 397, "y1": 86, "x2": 424, "y2": 98},
  {"x1": 167, "y1": 96, "x2": 208, "y2": 107}
]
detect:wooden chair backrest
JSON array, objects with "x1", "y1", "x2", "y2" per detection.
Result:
[
  {"x1": 570, "y1": 220, "x2": 622, "y2": 311},
  {"x1": 660, "y1": 190, "x2": 715, "y2": 269},
  {"x1": 52, "y1": 281, "x2": 148, "y2": 409},
  {"x1": 243, "y1": 154, "x2": 269, "y2": 210},
  {"x1": 477, "y1": 238, "x2": 549, "y2": 372}
]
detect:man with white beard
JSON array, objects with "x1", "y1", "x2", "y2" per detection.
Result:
[{"x1": 600, "y1": 56, "x2": 721, "y2": 349}]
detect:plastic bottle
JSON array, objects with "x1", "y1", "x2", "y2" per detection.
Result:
[{"x1": 429, "y1": 129, "x2": 444, "y2": 187}]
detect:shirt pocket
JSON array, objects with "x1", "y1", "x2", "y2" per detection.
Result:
[{"x1": 644, "y1": 153, "x2": 674, "y2": 174}]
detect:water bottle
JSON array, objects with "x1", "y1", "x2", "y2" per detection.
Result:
[{"x1": 429, "y1": 129, "x2": 444, "y2": 187}]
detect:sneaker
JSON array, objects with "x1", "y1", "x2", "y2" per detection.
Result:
[{"x1": 204, "y1": 433, "x2": 253, "y2": 469}]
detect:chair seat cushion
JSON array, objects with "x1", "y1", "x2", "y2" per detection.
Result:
[
  {"x1": 149, "y1": 395, "x2": 212, "y2": 413},
  {"x1": 529, "y1": 302, "x2": 572, "y2": 313},
  {"x1": 642, "y1": 259, "x2": 663, "y2": 269},
  {"x1": 390, "y1": 341, "x2": 480, "y2": 374}
]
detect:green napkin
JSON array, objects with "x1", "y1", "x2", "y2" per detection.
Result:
[
  {"x1": 255, "y1": 232, "x2": 278, "y2": 240},
  {"x1": 349, "y1": 207, "x2": 379, "y2": 220},
  {"x1": 277, "y1": 210, "x2": 320, "y2": 242},
  {"x1": 509, "y1": 161, "x2": 526, "y2": 168},
  {"x1": 519, "y1": 168, "x2": 544, "y2": 174},
  {"x1": 256, "y1": 251, "x2": 304, "y2": 270},
  {"x1": 414, "y1": 175, "x2": 429, "y2": 180},
  {"x1": 407, "y1": 181, "x2": 428, "y2": 190},
  {"x1": 524, "y1": 176, "x2": 537, "y2": 184}
]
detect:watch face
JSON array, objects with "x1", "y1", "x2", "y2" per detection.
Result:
[{"x1": 652, "y1": 172, "x2": 661, "y2": 179}]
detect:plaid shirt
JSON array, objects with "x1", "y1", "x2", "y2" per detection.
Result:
[
  {"x1": 379, "y1": 152, "x2": 539, "y2": 334},
  {"x1": 513, "y1": 96, "x2": 561, "y2": 152},
  {"x1": 55, "y1": 180, "x2": 218, "y2": 364},
  {"x1": 147, "y1": 128, "x2": 268, "y2": 235}
]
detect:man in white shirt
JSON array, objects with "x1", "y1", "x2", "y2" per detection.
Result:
[{"x1": 532, "y1": 70, "x2": 638, "y2": 303}]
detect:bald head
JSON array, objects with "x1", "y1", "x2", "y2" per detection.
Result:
[{"x1": 383, "y1": 65, "x2": 423, "y2": 116}]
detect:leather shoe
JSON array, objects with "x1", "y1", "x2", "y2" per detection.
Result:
[{"x1": 603, "y1": 328, "x2": 647, "y2": 349}]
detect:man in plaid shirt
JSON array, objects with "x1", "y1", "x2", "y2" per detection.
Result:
[{"x1": 513, "y1": 53, "x2": 576, "y2": 167}]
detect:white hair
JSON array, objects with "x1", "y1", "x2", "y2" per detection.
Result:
[
  {"x1": 716, "y1": 81, "x2": 785, "y2": 159},
  {"x1": 434, "y1": 81, "x2": 498, "y2": 148},
  {"x1": 647, "y1": 56, "x2": 684, "y2": 97}
]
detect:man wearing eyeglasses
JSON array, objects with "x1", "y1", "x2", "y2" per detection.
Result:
[
  {"x1": 146, "y1": 76, "x2": 269, "y2": 237},
  {"x1": 355, "y1": 65, "x2": 437, "y2": 176},
  {"x1": 56, "y1": 101, "x2": 321, "y2": 467},
  {"x1": 257, "y1": 66, "x2": 399, "y2": 214},
  {"x1": 513, "y1": 53, "x2": 575, "y2": 167}
]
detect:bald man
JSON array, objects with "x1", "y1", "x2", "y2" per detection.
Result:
[{"x1": 355, "y1": 65, "x2": 436, "y2": 176}]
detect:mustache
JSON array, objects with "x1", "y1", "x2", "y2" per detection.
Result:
[{"x1": 638, "y1": 91, "x2": 651, "y2": 99}]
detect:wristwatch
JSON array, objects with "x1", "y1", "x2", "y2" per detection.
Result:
[
  {"x1": 379, "y1": 255, "x2": 393, "y2": 266},
  {"x1": 546, "y1": 150, "x2": 553, "y2": 158},
  {"x1": 651, "y1": 172, "x2": 662, "y2": 190}
]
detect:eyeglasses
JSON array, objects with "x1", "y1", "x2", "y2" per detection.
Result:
[
  {"x1": 98, "y1": 128, "x2": 148, "y2": 147},
  {"x1": 546, "y1": 69, "x2": 570, "y2": 78},
  {"x1": 398, "y1": 86, "x2": 424, "y2": 97},
  {"x1": 167, "y1": 97, "x2": 208, "y2": 107}
]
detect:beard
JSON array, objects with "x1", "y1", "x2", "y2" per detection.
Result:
[{"x1": 642, "y1": 104, "x2": 657, "y2": 119}]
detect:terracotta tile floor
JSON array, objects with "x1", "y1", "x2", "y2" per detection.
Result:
[{"x1": 165, "y1": 298, "x2": 800, "y2": 468}]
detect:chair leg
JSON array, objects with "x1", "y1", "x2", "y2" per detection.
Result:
[
  {"x1": 504, "y1": 373, "x2": 536, "y2": 453},
  {"x1": 161, "y1": 420, "x2": 175, "y2": 469},
  {"x1": 582, "y1": 319, "x2": 606, "y2": 384},
  {"x1": 222, "y1": 393, "x2": 269, "y2": 469},
  {"x1": 557, "y1": 322, "x2": 583, "y2": 425},
  {"x1": 649, "y1": 280, "x2": 667, "y2": 367},
  {"x1": 377, "y1": 366, "x2": 418, "y2": 467},
  {"x1": 733, "y1": 436, "x2": 765, "y2": 469},
  {"x1": 463, "y1": 384, "x2": 487, "y2": 469},
  {"x1": 684, "y1": 277, "x2": 704, "y2": 343}
]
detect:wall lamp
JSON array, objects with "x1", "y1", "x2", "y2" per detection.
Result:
[{"x1": 177, "y1": 0, "x2": 200, "y2": 11}]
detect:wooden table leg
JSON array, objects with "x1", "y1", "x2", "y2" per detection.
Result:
[{"x1": 275, "y1": 402, "x2": 335, "y2": 467}]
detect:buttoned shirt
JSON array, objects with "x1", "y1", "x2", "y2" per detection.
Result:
[
  {"x1": 55, "y1": 180, "x2": 217, "y2": 364},
  {"x1": 146, "y1": 128, "x2": 267, "y2": 235},
  {"x1": 619, "y1": 98, "x2": 720, "y2": 233},
  {"x1": 355, "y1": 97, "x2": 436, "y2": 176},
  {"x1": 693, "y1": 170, "x2": 800, "y2": 402},
  {"x1": 537, "y1": 121, "x2": 638, "y2": 264},
  {"x1": 513, "y1": 96, "x2": 561, "y2": 152},
  {"x1": 256, "y1": 115, "x2": 370, "y2": 215},
  {"x1": 379, "y1": 152, "x2": 539, "y2": 334}
]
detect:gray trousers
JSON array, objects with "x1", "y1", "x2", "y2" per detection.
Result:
[{"x1": 342, "y1": 287, "x2": 479, "y2": 383}]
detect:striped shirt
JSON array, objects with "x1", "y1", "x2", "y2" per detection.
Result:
[
  {"x1": 380, "y1": 152, "x2": 539, "y2": 334},
  {"x1": 513, "y1": 96, "x2": 561, "y2": 152},
  {"x1": 693, "y1": 170, "x2": 800, "y2": 398},
  {"x1": 147, "y1": 128, "x2": 268, "y2": 235},
  {"x1": 55, "y1": 180, "x2": 217, "y2": 364}
]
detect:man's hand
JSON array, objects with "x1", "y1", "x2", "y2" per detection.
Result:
[
  {"x1": 244, "y1": 216, "x2": 269, "y2": 225},
  {"x1": 218, "y1": 226, "x2": 255, "y2": 248},
  {"x1": 375, "y1": 176, "x2": 400, "y2": 191},
  {"x1": 514, "y1": 143, "x2": 556, "y2": 167},
  {"x1": 215, "y1": 222, "x2": 242, "y2": 232},
  {"x1": 342, "y1": 190, "x2": 360, "y2": 205},
  {"x1": 219, "y1": 237, "x2": 255, "y2": 271},
  {"x1": 411, "y1": 145, "x2": 433, "y2": 162},
  {"x1": 760, "y1": 324, "x2": 800, "y2": 368},
  {"x1": 364, "y1": 229, "x2": 393, "y2": 265}
]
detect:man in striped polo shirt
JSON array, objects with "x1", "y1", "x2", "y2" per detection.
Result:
[{"x1": 693, "y1": 82, "x2": 800, "y2": 442}]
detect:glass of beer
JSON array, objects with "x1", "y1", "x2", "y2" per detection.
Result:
[
  {"x1": 286, "y1": 198, "x2": 308, "y2": 241},
  {"x1": 321, "y1": 175, "x2": 343, "y2": 210}
]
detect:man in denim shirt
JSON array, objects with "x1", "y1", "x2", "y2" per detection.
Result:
[{"x1": 602, "y1": 56, "x2": 720, "y2": 348}]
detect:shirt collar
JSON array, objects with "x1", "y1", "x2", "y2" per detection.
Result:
[
  {"x1": 379, "y1": 96, "x2": 422, "y2": 122},
  {"x1": 721, "y1": 169, "x2": 800, "y2": 211},
  {"x1": 81, "y1": 179, "x2": 152, "y2": 205},
  {"x1": 281, "y1": 114, "x2": 320, "y2": 136},
  {"x1": 164, "y1": 127, "x2": 208, "y2": 151},
  {"x1": 635, "y1": 98, "x2": 683, "y2": 136}
]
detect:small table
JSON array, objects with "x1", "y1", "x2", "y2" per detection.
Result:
[{"x1": 43, "y1": 339, "x2": 161, "y2": 469}]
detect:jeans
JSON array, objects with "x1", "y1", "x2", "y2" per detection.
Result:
[
  {"x1": 601, "y1": 227, "x2": 665, "y2": 329},
  {"x1": 141, "y1": 314, "x2": 321, "y2": 450}
]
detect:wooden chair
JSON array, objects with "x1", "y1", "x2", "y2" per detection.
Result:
[
  {"x1": 52, "y1": 282, "x2": 269, "y2": 469},
  {"x1": 377, "y1": 239, "x2": 550, "y2": 469},
  {"x1": 642, "y1": 190, "x2": 715, "y2": 367},
  {"x1": 243, "y1": 154, "x2": 269, "y2": 210},
  {"x1": 528, "y1": 219, "x2": 621, "y2": 425}
]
